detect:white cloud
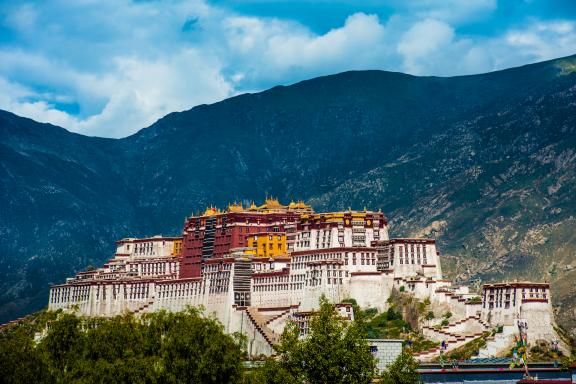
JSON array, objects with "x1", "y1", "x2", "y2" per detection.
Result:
[
  {"x1": 397, "y1": 19, "x2": 455, "y2": 74},
  {"x1": 0, "y1": 76, "x2": 79, "y2": 128},
  {"x1": 72, "y1": 50, "x2": 232, "y2": 137},
  {"x1": 396, "y1": 18, "x2": 576, "y2": 76},
  {"x1": 219, "y1": 12, "x2": 388, "y2": 86},
  {"x1": 502, "y1": 20, "x2": 576, "y2": 63},
  {"x1": 0, "y1": 1, "x2": 574, "y2": 138}
]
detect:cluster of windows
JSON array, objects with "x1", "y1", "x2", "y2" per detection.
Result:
[
  {"x1": 252, "y1": 263, "x2": 269, "y2": 271},
  {"x1": 315, "y1": 229, "x2": 334, "y2": 248},
  {"x1": 296, "y1": 231, "x2": 310, "y2": 248},
  {"x1": 253, "y1": 274, "x2": 290, "y2": 292},
  {"x1": 524, "y1": 287, "x2": 548, "y2": 299},
  {"x1": 398, "y1": 244, "x2": 428, "y2": 265},
  {"x1": 128, "y1": 260, "x2": 178, "y2": 277},
  {"x1": 292, "y1": 251, "x2": 376, "y2": 269},
  {"x1": 50, "y1": 286, "x2": 87, "y2": 304},
  {"x1": 376, "y1": 245, "x2": 393, "y2": 269},
  {"x1": 205, "y1": 271, "x2": 231, "y2": 294},
  {"x1": 124, "y1": 283, "x2": 150, "y2": 300},
  {"x1": 90, "y1": 283, "x2": 151, "y2": 300},
  {"x1": 352, "y1": 235, "x2": 366, "y2": 242},
  {"x1": 306, "y1": 264, "x2": 346, "y2": 286},
  {"x1": 483, "y1": 286, "x2": 549, "y2": 309},
  {"x1": 50, "y1": 282, "x2": 161, "y2": 304},
  {"x1": 292, "y1": 252, "x2": 344, "y2": 270},
  {"x1": 289, "y1": 274, "x2": 306, "y2": 290},
  {"x1": 133, "y1": 242, "x2": 157, "y2": 256},
  {"x1": 158, "y1": 281, "x2": 204, "y2": 298},
  {"x1": 172, "y1": 241, "x2": 182, "y2": 256},
  {"x1": 204, "y1": 263, "x2": 232, "y2": 272},
  {"x1": 351, "y1": 252, "x2": 376, "y2": 266}
]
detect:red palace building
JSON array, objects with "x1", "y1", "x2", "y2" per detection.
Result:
[{"x1": 180, "y1": 199, "x2": 311, "y2": 278}]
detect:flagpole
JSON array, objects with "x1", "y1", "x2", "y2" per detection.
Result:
[{"x1": 517, "y1": 319, "x2": 531, "y2": 379}]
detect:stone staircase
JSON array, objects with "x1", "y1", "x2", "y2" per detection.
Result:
[
  {"x1": 246, "y1": 307, "x2": 281, "y2": 348},
  {"x1": 264, "y1": 307, "x2": 292, "y2": 326},
  {"x1": 422, "y1": 315, "x2": 489, "y2": 340},
  {"x1": 478, "y1": 325, "x2": 516, "y2": 358},
  {"x1": 415, "y1": 315, "x2": 491, "y2": 362},
  {"x1": 414, "y1": 335, "x2": 479, "y2": 361},
  {"x1": 132, "y1": 299, "x2": 155, "y2": 315}
]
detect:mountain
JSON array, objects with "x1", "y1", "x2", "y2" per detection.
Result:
[{"x1": 1, "y1": 55, "x2": 575, "y2": 333}]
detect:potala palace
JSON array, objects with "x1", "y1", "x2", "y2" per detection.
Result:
[{"x1": 48, "y1": 199, "x2": 567, "y2": 360}]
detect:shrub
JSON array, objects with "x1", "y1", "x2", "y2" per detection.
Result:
[
  {"x1": 386, "y1": 308, "x2": 403, "y2": 321},
  {"x1": 379, "y1": 351, "x2": 421, "y2": 384}
]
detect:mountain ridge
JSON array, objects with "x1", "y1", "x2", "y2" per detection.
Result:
[{"x1": 0, "y1": 54, "x2": 575, "y2": 332}]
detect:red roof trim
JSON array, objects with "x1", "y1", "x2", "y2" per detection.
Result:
[
  {"x1": 522, "y1": 298, "x2": 549, "y2": 303},
  {"x1": 252, "y1": 269, "x2": 290, "y2": 278},
  {"x1": 350, "y1": 271, "x2": 381, "y2": 276},
  {"x1": 418, "y1": 367, "x2": 565, "y2": 374},
  {"x1": 483, "y1": 282, "x2": 550, "y2": 289},
  {"x1": 291, "y1": 247, "x2": 375, "y2": 256},
  {"x1": 116, "y1": 237, "x2": 182, "y2": 244}
]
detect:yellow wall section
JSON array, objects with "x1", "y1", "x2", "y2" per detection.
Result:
[
  {"x1": 246, "y1": 232, "x2": 286, "y2": 258},
  {"x1": 172, "y1": 239, "x2": 183, "y2": 256}
]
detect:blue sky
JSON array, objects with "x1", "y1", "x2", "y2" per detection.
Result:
[{"x1": 0, "y1": 0, "x2": 575, "y2": 138}]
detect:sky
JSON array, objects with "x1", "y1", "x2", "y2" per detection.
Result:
[{"x1": 0, "y1": 0, "x2": 575, "y2": 138}]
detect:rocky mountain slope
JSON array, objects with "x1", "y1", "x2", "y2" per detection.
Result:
[{"x1": 1, "y1": 55, "x2": 575, "y2": 332}]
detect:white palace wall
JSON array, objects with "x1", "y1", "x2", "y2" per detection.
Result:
[{"x1": 47, "y1": 235, "x2": 565, "y2": 357}]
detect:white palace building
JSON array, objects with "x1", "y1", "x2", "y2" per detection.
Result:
[{"x1": 48, "y1": 200, "x2": 566, "y2": 359}]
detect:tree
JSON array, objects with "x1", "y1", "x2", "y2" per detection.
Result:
[
  {"x1": 0, "y1": 326, "x2": 54, "y2": 384},
  {"x1": 252, "y1": 296, "x2": 376, "y2": 384},
  {"x1": 244, "y1": 359, "x2": 297, "y2": 384},
  {"x1": 379, "y1": 351, "x2": 421, "y2": 384},
  {"x1": 33, "y1": 307, "x2": 244, "y2": 383},
  {"x1": 66, "y1": 314, "x2": 158, "y2": 383},
  {"x1": 40, "y1": 312, "x2": 86, "y2": 376},
  {"x1": 147, "y1": 308, "x2": 244, "y2": 384}
]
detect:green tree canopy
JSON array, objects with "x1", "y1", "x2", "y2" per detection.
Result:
[
  {"x1": 251, "y1": 296, "x2": 376, "y2": 384},
  {"x1": 1, "y1": 307, "x2": 244, "y2": 383},
  {"x1": 379, "y1": 351, "x2": 421, "y2": 384}
]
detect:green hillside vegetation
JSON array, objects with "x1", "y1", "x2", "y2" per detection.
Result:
[
  {"x1": 435, "y1": 334, "x2": 489, "y2": 362},
  {"x1": 343, "y1": 292, "x2": 440, "y2": 354},
  {"x1": 0, "y1": 308, "x2": 244, "y2": 383}
]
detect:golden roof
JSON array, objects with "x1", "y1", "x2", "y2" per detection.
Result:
[
  {"x1": 248, "y1": 202, "x2": 258, "y2": 211},
  {"x1": 203, "y1": 207, "x2": 219, "y2": 216},
  {"x1": 258, "y1": 198, "x2": 286, "y2": 210},
  {"x1": 294, "y1": 200, "x2": 310, "y2": 209},
  {"x1": 227, "y1": 203, "x2": 244, "y2": 213}
]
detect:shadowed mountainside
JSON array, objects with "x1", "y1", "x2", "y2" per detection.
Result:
[{"x1": 1, "y1": 54, "x2": 575, "y2": 332}]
